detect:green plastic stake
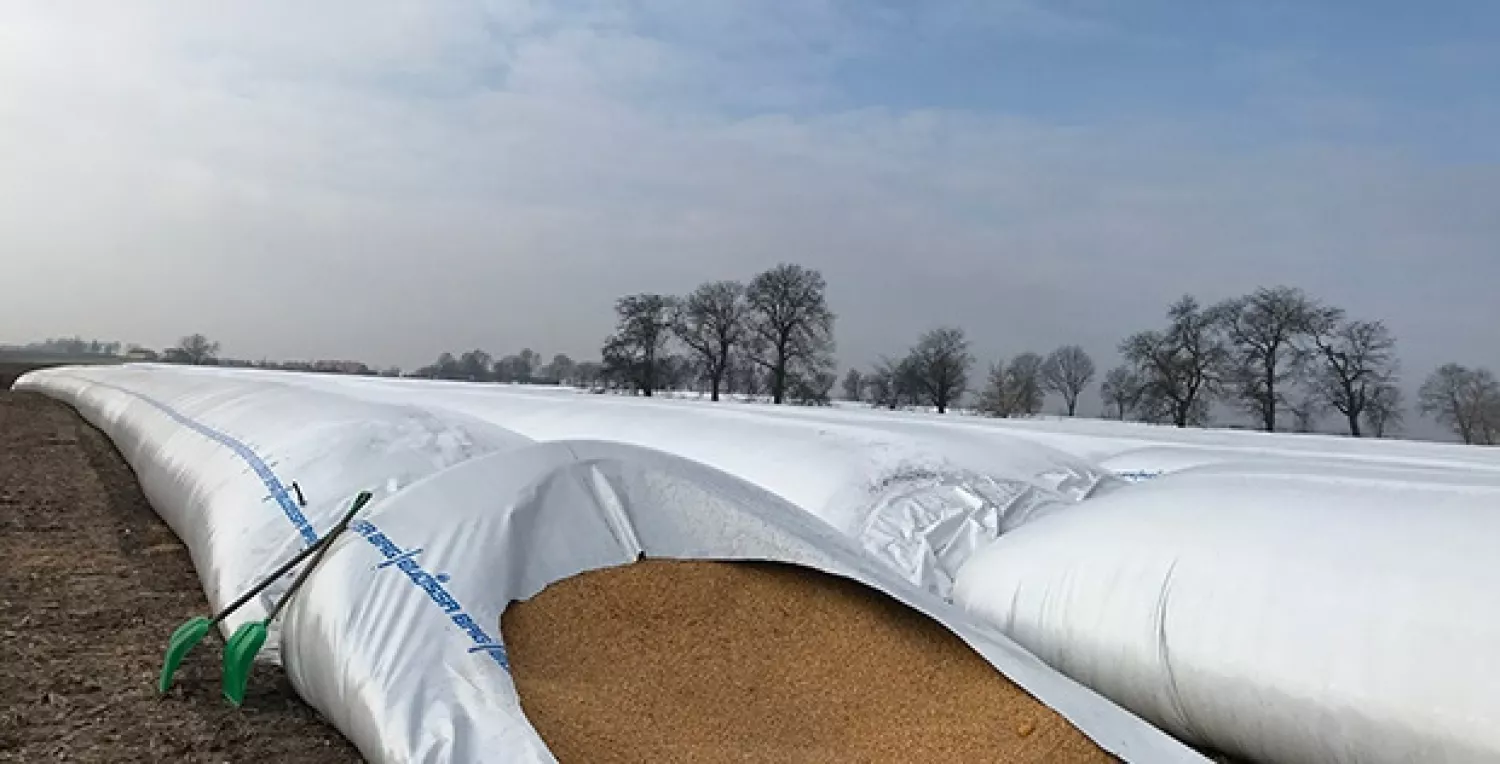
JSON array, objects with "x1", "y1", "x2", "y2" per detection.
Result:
[
  {"x1": 157, "y1": 490, "x2": 373, "y2": 697},
  {"x1": 158, "y1": 617, "x2": 214, "y2": 693},
  {"x1": 159, "y1": 539, "x2": 331, "y2": 694},
  {"x1": 221, "y1": 491, "x2": 373, "y2": 706},
  {"x1": 220, "y1": 621, "x2": 270, "y2": 705}
]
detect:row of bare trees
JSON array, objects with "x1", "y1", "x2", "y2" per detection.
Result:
[
  {"x1": 412, "y1": 348, "x2": 599, "y2": 386},
  {"x1": 982, "y1": 346, "x2": 1097, "y2": 417},
  {"x1": 847, "y1": 328, "x2": 979, "y2": 414},
  {"x1": 848, "y1": 328, "x2": 1096, "y2": 418},
  {"x1": 1104, "y1": 288, "x2": 1402, "y2": 436},
  {"x1": 153, "y1": 283, "x2": 1496, "y2": 445},
  {"x1": 599, "y1": 263, "x2": 837, "y2": 404},
  {"x1": 18, "y1": 337, "x2": 126, "y2": 356},
  {"x1": 1113, "y1": 289, "x2": 1496, "y2": 444},
  {"x1": 849, "y1": 286, "x2": 1419, "y2": 439}
]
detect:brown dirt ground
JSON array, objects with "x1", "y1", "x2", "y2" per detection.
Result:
[
  {"x1": 0, "y1": 362, "x2": 56, "y2": 391},
  {"x1": 0, "y1": 389, "x2": 361, "y2": 763}
]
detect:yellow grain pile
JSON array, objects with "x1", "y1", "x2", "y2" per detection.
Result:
[{"x1": 500, "y1": 558, "x2": 1118, "y2": 764}]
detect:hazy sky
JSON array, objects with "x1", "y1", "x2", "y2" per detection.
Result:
[{"x1": 3, "y1": 1, "x2": 1498, "y2": 425}]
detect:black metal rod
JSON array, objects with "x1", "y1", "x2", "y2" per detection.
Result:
[
  {"x1": 266, "y1": 491, "x2": 372, "y2": 622},
  {"x1": 207, "y1": 491, "x2": 372, "y2": 628}
]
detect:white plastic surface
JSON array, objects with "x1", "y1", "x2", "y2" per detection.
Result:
[
  {"x1": 11, "y1": 367, "x2": 531, "y2": 658},
  {"x1": 952, "y1": 458, "x2": 1500, "y2": 764},
  {"x1": 100, "y1": 365, "x2": 1121, "y2": 598},
  {"x1": 14, "y1": 365, "x2": 1206, "y2": 764}
]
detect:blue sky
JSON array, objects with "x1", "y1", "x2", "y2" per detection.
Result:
[
  {"x1": 2, "y1": 1, "x2": 1497, "y2": 435},
  {"x1": 842, "y1": 2, "x2": 1495, "y2": 105}
]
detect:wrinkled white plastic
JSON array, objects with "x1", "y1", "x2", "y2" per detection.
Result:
[
  {"x1": 200, "y1": 370, "x2": 1121, "y2": 597},
  {"x1": 15, "y1": 365, "x2": 1207, "y2": 764},
  {"x1": 953, "y1": 458, "x2": 1500, "y2": 764}
]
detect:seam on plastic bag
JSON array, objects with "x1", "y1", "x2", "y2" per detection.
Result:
[
  {"x1": 84, "y1": 379, "x2": 319, "y2": 546},
  {"x1": 1156, "y1": 559, "x2": 1195, "y2": 740}
]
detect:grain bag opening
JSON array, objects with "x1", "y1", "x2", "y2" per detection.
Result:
[{"x1": 500, "y1": 558, "x2": 1118, "y2": 764}]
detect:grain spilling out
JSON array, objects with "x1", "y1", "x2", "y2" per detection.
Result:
[{"x1": 500, "y1": 559, "x2": 1118, "y2": 764}]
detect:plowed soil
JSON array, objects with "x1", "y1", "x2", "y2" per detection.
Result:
[{"x1": 0, "y1": 389, "x2": 360, "y2": 763}]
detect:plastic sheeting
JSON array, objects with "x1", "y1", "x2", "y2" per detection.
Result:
[
  {"x1": 15, "y1": 365, "x2": 1208, "y2": 764},
  {"x1": 188, "y1": 369, "x2": 1122, "y2": 598},
  {"x1": 952, "y1": 459, "x2": 1500, "y2": 764},
  {"x1": 13, "y1": 366, "x2": 531, "y2": 659}
]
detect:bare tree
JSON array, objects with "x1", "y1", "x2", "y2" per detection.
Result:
[
  {"x1": 454, "y1": 350, "x2": 492, "y2": 381},
  {"x1": 543, "y1": 353, "x2": 576, "y2": 384},
  {"x1": 788, "y1": 366, "x2": 837, "y2": 406},
  {"x1": 866, "y1": 355, "x2": 919, "y2": 410},
  {"x1": 842, "y1": 368, "x2": 864, "y2": 402},
  {"x1": 726, "y1": 350, "x2": 766, "y2": 399},
  {"x1": 1308, "y1": 311, "x2": 1399, "y2": 438},
  {"x1": 491, "y1": 353, "x2": 529, "y2": 383},
  {"x1": 1005, "y1": 352, "x2": 1046, "y2": 415},
  {"x1": 1041, "y1": 345, "x2": 1096, "y2": 416},
  {"x1": 745, "y1": 263, "x2": 836, "y2": 405},
  {"x1": 493, "y1": 355, "x2": 516, "y2": 382},
  {"x1": 976, "y1": 361, "x2": 1012, "y2": 417},
  {"x1": 1216, "y1": 286, "x2": 1320, "y2": 432},
  {"x1": 518, "y1": 349, "x2": 539, "y2": 381},
  {"x1": 1119, "y1": 295, "x2": 1227, "y2": 428},
  {"x1": 494, "y1": 350, "x2": 541, "y2": 383},
  {"x1": 657, "y1": 353, "x2": 698, "y2": 392},
  {"x1": 865, "y1": 363, "x2": 895, "y2": 409},
  {"x1": 417, "y1": 351, "x2": 459, "y2": 379},
  {"x1": 978, "y1": 354, "x2": 1045, "y2": 417},
  {"x1": 573, "y1": 361, "x2": 603, "y2": 390},
  {"x1": 673, "y1": 280, "x2": 749, "y2": 402},
  {"x1": 1419, "y1": 364, "x2": 1500, "y2": 445},
  {"x1": 173, "y1": 333, "x2": 221, "y2": 365},
  {"x1": 1420, "y1": 364, "x2": 1474, "y2": 443},
  {"x1": 864, "y1": 354, "x2": 906, "y2": 408},
  {"x1": 1365, "y1": 383, "x2": 1404, "y2": 438},
  {"x1": 906, "y1": 327, "x2": 973, "y2": 414},
  {"x1": 896, "y1": 356, "x2": 923, "y2": 407},
  {"x1": 601, "y1": 293, "x2": 677, "y2": 396},
  {"x1": 1100, "y1": 366, "x2": 1144, "y2": 420},
  {"x1": 1285, "y1": 391, "x2": 1325, "y2": 433}
]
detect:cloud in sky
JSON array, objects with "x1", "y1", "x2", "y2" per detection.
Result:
[{"x1": 2, "y1": 1, "x2": 1498, "y2": 430}]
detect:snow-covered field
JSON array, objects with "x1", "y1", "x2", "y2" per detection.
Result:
[{"x1": 17, "y1": 363, "x2": 1500, "y2": 764}]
